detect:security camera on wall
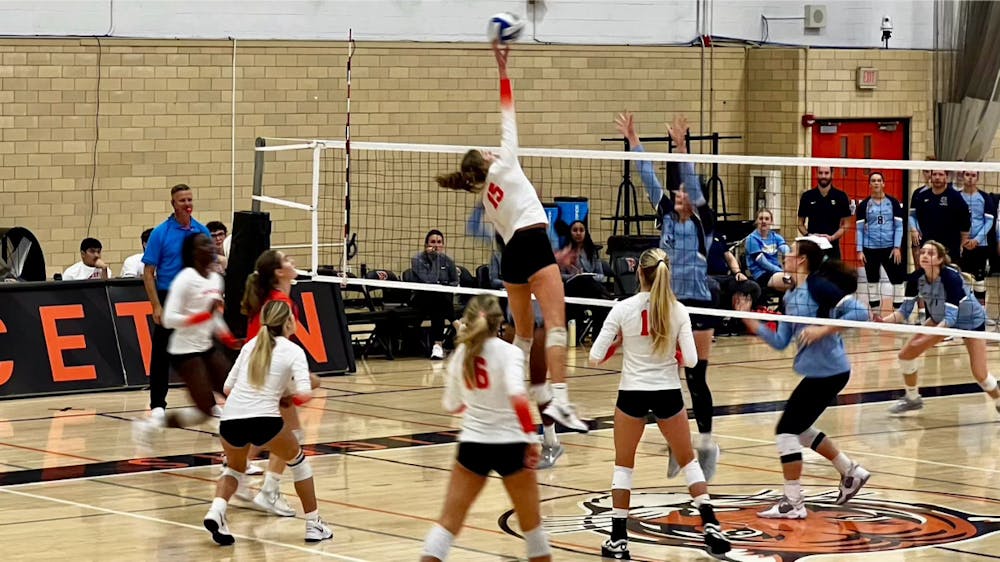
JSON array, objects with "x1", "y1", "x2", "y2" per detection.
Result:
[{"x1": 881, "y1": 16, "x2": 893, "y2": 48}]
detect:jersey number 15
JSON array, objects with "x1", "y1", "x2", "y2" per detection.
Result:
[{"x1": 487, "y1": 183, "x2": 505, "y2": 209}]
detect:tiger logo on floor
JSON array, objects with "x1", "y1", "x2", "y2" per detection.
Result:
[{"x1": 499, "y1": 489, "x2": 1000, "y2": 561}]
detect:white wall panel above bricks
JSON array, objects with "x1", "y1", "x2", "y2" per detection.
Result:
[{"x1": 0, "y1": 0, "x2": 934, "y2": 49}]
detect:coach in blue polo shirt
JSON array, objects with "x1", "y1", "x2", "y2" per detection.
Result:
[
  {"x1": 797, "y1": 166, "x2": 853, "y2": 259},
  {"x1": 141, "y1": 184, "x2": 211, "y2": 420}
]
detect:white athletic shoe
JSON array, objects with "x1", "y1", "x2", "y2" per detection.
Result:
[
  {"x1": 245, "y1": 462, "x2": 264, "y2": 476},
  {"x1": 757, "y1": 496, "x2": 807, "y2": 519},
  {"x1": 430, "y1": 343, "x2": 445, "y2": 360},
  {"x1": 888, "y1": 395, "x2": 924, "y2": 415},
  {"x1": 203, "y1": 509, "x2": 235, "y2": 546},
  {"x1": 536, "y1": 443, "x2": 564, "y2": 469},
  {"x1": 835, "y1": 463, "x2": 871, "y2": 505},
  {"x1": 131, "y1": 418, "x2": 162, "y2": 449},
  {"x1": 697, "y1": 442, "x2": 721, "y2": 482},
  {"x1": 305, "y1": 516, "x2": 334, "y2": 543},
  {"x1": 253, "y1": 489, "x2": 296, "y2": 517},
  {"x1": 150, "y1": 407, "x2": 166, "y2": 425},
  {"x1": 601, "y1": 538, "x2": 630, "y2": 560},
  {"x1": 542, "y1": 398, "x2": 589, "y2": 433}
]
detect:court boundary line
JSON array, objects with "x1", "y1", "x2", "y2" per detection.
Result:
[{"x1": 0, "y1": 486, "x2": 367, "y2": 561}]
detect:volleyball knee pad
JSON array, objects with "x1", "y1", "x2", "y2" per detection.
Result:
[
  {"x1": 422, "y1": 524, "x2": 454, "y2": 561},
  {"x1": 611, "y1": 465, "x2": 633, "y2": 491},
  {"x1": 898, "y1": 357, "x2": 919, "y2": 375},
  {"x1": 979, "y1": 374, "x2": 998, "y2": 393},
  {"x1": 288, "y1": 450, "x2": 313, "y2": 482},
  {"x1": 524, "y1": 526, "x2": 551, "y2": 558},
  {"x1": 545, "y1": 327, "x2": 567, "y2": 349},
  {"x1": 529, "y1": 383, "x2": 552, "y2": 405},
  {"x1": 292, "y1": 428, "x2": 305, "y2": 444},
  {"x1": 797, "y1": 427, "x2": 825, "y2": 450},
  {"x1": 681, "y1": 459, "x2": 706, "y2": 487},
  {"x1": 220, "y1": 466, "x2": 244, "y2": 486},
  {"x1": 776, "y1": 433, "x2": 802, "y2": 464}
]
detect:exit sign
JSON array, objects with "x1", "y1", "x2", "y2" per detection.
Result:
[{"x1": 857, "y1": 67, "x2": 878, "y2": 89}]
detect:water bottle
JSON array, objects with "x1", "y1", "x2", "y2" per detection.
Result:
[{"x1": 568, "y1": 319, "x2": 577, "y2": 348}]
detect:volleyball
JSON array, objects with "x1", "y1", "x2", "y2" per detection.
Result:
[{"x1": 487, "y1": 12, "x2": 524, "y2": 43}]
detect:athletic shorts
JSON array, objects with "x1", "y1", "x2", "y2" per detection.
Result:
[
  {"x1": 679, "y1": 297, "x2": 720, "y2": 331},
  {"x1": 456, "y1": 442, "x2": 529, "y2": 477},
  {"x1": 501, "y1": 227, "x2": 557, "y2": 285},
  {"x1": 220, "y1": 416, "x2": 285, "y2": 448},
  {"x1": 616, "y1": 389, "x2": 685, "y2": 420}
]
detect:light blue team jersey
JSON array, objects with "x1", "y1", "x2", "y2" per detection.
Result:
[
  {"x1": 855, "y1": 195, "x2": 903, "y2": 250},
  {"x1": 960, "y1": 190, "x2": 994, "y2": 246},
  {"x1": 633, "y1": 146, "x2": 712, "y2": 302},
  {"x1": 898, "y1": 266, "x2": 986, "y2": 329},
  {"x1": 755, "y1": 278, "x2": 870, "y2": 378},
  {"x1": 745, "y1": 230, "x2": 789, "y2": 279}
]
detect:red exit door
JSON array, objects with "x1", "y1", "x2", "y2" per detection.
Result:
[{"x1": 812, "y1": 120, "x2": 909, "y2": 267}]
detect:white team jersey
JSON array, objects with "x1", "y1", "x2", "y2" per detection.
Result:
[
  {"x1": 443, "y1": 338, "x2": 532, "y2": 444},
  {"x1": 589, "y1": 293, "x2": 697, "y2": 391},
  {"x1": 120, "y1": 253, "x2": 145, "y2": 278},
  {"x1": 62, "y1": 261, "x2": 105, "y2": 280},
  {"x1": 222, "y1": 335, "x2": 312, "y2": 420},
  {"x1": 162, "y1": 267, "x2": 224, "y2": 354},
  {"x1": 481, "y1": 78, "x2": 548, "y2": 244}
]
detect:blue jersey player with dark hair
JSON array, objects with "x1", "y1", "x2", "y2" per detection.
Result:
[{"x1": 615, "y1": 111, "x2": 722, "y2": 480}]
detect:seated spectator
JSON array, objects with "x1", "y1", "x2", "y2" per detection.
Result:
[
  {"x1": 411, "y1": 229, "x2": 459, "y2": 359},
  {"x1": 120, "y1": 228, "x2": 153, "y2": 278},
  {"x1": 206, "y1": 220, "x2": 229, "y2": 273},
  {"x1": 555, "y1": 220, "x2": 612, "y2": 342},
  {"x1": 708, "y1": 234, "x2": 761, "y2": 308},
  {"x1": 745, "y1": 209, "x2": 793, "y2": 291},
  {"x1": 63, "y1": 237, "x2": 110, "y2": 280}
]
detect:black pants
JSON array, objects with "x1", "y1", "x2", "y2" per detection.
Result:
[
  {"x1": 412, "y1": 291, "x2": 454, "y2": 342},
  {"x1": 862, "y1": 248, "x2": 906, "y2": 284},
  {"x1": 150, "y1": 289, "x2": 173, "y2": 410},
  {"x1": 775, "y1": 372, "x2": 850, "y2": 435}
]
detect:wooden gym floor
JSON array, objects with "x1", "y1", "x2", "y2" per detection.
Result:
[{"x1": 1, "y1": 329, "x2": 998, "y2": 561}]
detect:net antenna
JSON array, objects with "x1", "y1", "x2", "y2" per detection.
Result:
[{"x1": 343, "y1": 29, "x2": 358, "y2": 274}]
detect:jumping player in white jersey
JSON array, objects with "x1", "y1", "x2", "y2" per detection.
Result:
[
  {"x1": 203, "y1": 299, "x2": 332, "y2": 544},
  {"x1": 421, "y1": 295, "x2": 550, "y2": 562},
  {"x1": 436, "y1": 42, "x2": 586, "y2": 433},
  {"x1": 132, "y1": 233, "x2": 237, "y2": 445},
  {"x1": 590, "y1": 248, "x2": 730, "y2": 560}
]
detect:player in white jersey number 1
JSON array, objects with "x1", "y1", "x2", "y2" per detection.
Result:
[
  {"x1": 590, "y1": 248, "x2": 731, "y2": 560},
  {"x1": 436, "y1": 41, "x2": 587, "y2": 433},
  {"x1": 421, "y1": 295, "x2": 551, "y2": 561}
]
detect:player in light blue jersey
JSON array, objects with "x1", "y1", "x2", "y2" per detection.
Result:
[
  {"x1": 615, "y1": 111, "x2": 722, "y2": 480},
  {"x1": 855, "y1": 172, "x2": 905, "y2": 312},
  {"x1": 958, "y1": 170, "x2": 994, "y2": 306},
  {"x1": 879, "y1": 241, "x2": 1000, "y2": 416},
  {"x1": 735, "y1": 236, "x2": 872, "y2": 518}
]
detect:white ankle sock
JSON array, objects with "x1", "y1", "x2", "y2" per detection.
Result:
[
  {"x1": 211, "y1": 497, "x2": 228, "y2": 514},
  {"x1": 905, "y1": 386, "x2": 920, "y2": 400},
  {"x1": 542, "y1": 424, "x2": 558, "y2": 446},
  {"x1": 551, "y1": 383, "x2": 568, "y2": 403},
  {"x1": 832, "y1": 453, "x2": 852, "y2": 475},
  {"x1": 305, "y1": 509, "x2": 319, "y2": 522},
  {"x1": 263, "y1": 472, "x2": 280, "y2": 492},
  {"x1": 783, "y1": 480, "x2": 802, "y2": 503}
]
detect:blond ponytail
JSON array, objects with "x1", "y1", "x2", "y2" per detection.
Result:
[
  {"x1": 639, "y1": 248, "x2": 677, "y2": 355},
  {"x1": 247, "y1": 300, "x2": 292, "y2": 388}
]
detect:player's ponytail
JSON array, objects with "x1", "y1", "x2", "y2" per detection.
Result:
[
  {"x1": 248, "y1": 300, "x2": 292, "y2": 389},
  {"x1": 240, "y1": 250, "x2": 282, "y2": 317},
  {"x1": 797, "y1": 239, "x2": 858, "y2": 317},
  {"x1": 455, "y1": 295, "x2": 504, "y2": 389},
  {"x1": 436, "y1": 150, "x2": 488, "y2": 193},
  {"x1": 639, "y1": 248, "x2": 676, "y2": 355}
]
